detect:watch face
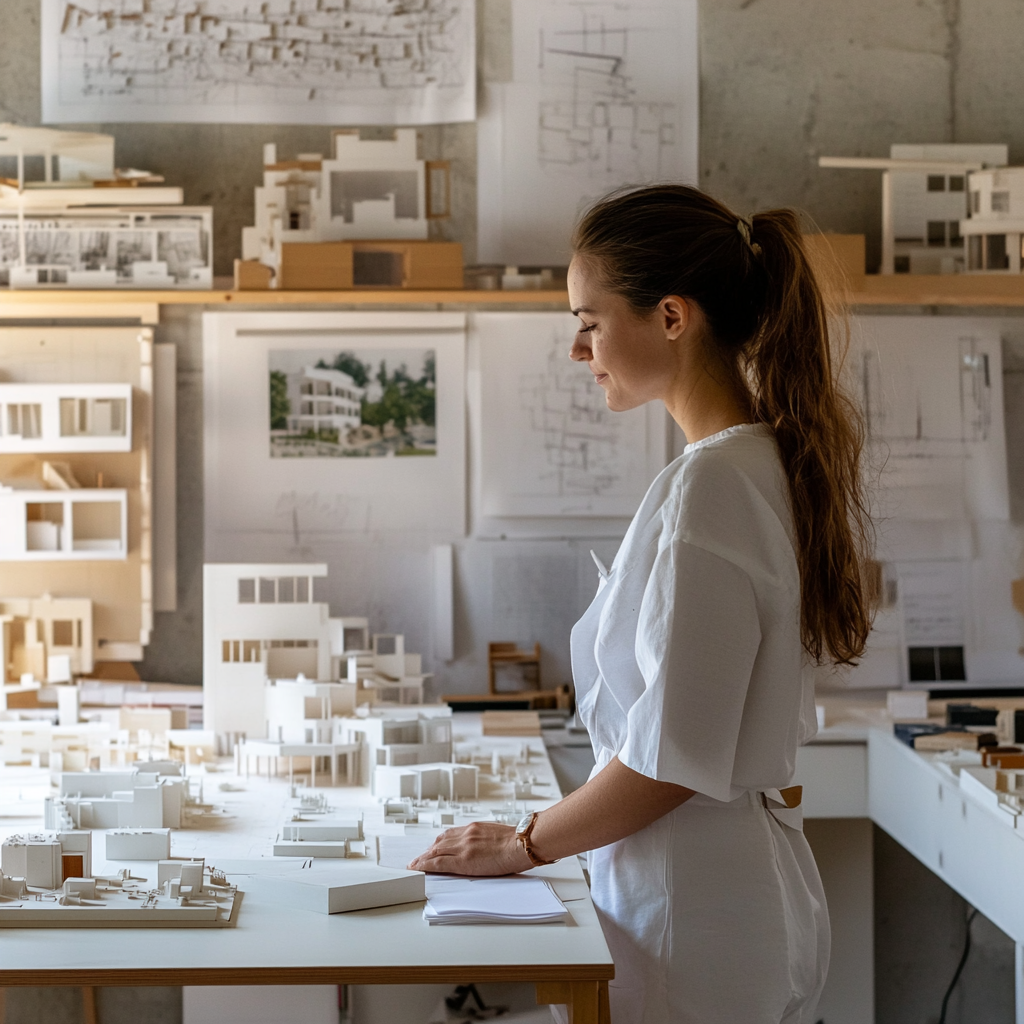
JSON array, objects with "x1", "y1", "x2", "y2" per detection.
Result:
[{"x1": 515, "y1": 814, "x2": 533, "y2": 835}]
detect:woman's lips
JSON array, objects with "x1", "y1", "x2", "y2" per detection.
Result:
[{"x1": 592, "y1": 372, "x2": 608, "y2": 384}]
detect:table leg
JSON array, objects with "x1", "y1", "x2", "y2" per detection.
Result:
[
  {"x1": 82, "y1": 986, "x2": 97, "y2": 1024},
  {"x1": 535, "y1": 981, "x2": 608, "y2": 1024},
  {"x1": 1016, "y1": 942, "x2": 1024, "y2": 1024}
]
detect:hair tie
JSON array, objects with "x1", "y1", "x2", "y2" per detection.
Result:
[{"x1": 737, "y1": 217, "x2": 762, "y2": 257}]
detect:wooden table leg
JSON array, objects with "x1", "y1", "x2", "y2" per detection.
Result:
[
  {"x1": 535, "y1": 981, "x2": 608, "y2": 1024},
  {"x1": 82, "y1": 986, "x2": 98, "y2": 1024}
]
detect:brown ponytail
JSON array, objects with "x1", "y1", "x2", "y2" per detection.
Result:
[{"x1": 572, "y1": 185, "x2": 872, "y2": 665}]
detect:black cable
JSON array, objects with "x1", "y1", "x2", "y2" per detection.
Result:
[{"x1": 938, "y1": 906, "x2": 979, "y2": 1024}]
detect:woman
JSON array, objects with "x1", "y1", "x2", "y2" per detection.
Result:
[{"x1": 410, "y1": 185, "x2": 872, "y2": 1024}]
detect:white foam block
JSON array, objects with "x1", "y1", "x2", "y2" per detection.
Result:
[
  {"x1": 221, "y1": 859, "x2": 425, "y2": 915},
  {"x1": 105, "y1": 828, "x2": 172, "y2": 861}
]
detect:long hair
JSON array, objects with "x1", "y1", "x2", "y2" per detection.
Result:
[{"x1": 572, "y1": 184, "x2": 872, "y2": 665}]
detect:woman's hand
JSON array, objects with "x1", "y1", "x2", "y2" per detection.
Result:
[{"x1": 408, "y1": 822, "x2": 533, "y2": 876}]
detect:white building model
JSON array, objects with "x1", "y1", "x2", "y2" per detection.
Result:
[
  {"x1": 45, "y1": 763, "x2": 187, "y2": 831},
  {"x1": 960, "y1": 167, "x2": 1024, "y2": 272},
  {"x1": 205, "y1": 564, "x2": 433, "y2": 760},
  {"x1": 0, "y1": 124, "x2": 212, "y2": 290},
  {"x1": 0, "y1": 832, "x2": 239, "y2": 928},
  {"x1": 819, "y1": 144, "x2": 1008, "y2": 273},
  {"x1": 241, "y1": 128, "x2": 434, "y2": 277}
]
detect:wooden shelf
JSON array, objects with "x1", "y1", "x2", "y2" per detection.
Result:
[
  {"x1": 2, "y1": 277, "x2": 1024, "y2": 311},
  {"x1": 0, "y1": 287, "x2": 572, "y2": 307}
]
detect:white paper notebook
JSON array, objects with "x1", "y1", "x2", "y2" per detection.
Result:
[{"x1": 423, "y1": 876, "x2": 567, "y2": 926}]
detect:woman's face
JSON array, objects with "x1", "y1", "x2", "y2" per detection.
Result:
[{"x1": 567, "y1": 257, "x2": 688, "y2": 412}]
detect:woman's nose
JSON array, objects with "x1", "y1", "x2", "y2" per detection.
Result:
[{"x1": 568, "y1": 338, "x2": 590, "y2": 362}]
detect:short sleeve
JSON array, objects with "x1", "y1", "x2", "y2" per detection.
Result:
[{"x1": 617, "y1": 537, "x2": 762, "y2": 802}]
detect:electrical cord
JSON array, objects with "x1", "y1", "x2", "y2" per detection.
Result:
[{"x1": 938, "y1": 906, "x2": 979, "y2": 1024}]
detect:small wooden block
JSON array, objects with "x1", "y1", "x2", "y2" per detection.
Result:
[
  {"x1": 279, "y1": 242, "x2": 354, "y2": 290},
  {"x1": 233, "y1": 258, "x2": 273, "y2": 290},
  {"x1": 482, "y1": 710, "x2": 541, "y2": 737},
  {"x1": 803, "y1": 233, "x2": 866, "y2": 292},
  {"x1": 914, "y1": 731, "x2": 987, "y2": 752}
]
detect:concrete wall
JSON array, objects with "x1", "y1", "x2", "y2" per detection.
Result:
[{"x1": 5, "y1": 1, "x2": 1024, "y2": 1022}]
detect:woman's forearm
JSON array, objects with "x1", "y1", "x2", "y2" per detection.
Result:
[
  {"x1": 408, "y1": 757, "x2": 694, "y2": 875},
  {"x1": 528, "y1": 757, "x2": 695, "y2": 862}
]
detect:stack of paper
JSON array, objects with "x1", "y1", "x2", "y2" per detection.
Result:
[{"x1": 423, "y1": 876, "x2": 567, "y2": 926}]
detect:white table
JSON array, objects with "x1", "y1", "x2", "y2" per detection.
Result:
[{"x1": 0, "y1": 716, "x2": 614, "y2": 1024}]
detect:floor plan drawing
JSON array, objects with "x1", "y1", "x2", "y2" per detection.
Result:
[
  {"x1": 536, "y1": 14, "x2": 676, "y2": 181},
  {"x1": 477, "y1": 0, "x2": 697, "y2": 265},
  {"x1": 42, "y1": 0, "x2": 475, "y2": 125},
  {"x1": 477, "y1": 313, "x2": 666, "y2": 518}
]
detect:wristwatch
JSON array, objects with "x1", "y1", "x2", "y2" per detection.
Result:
[{"x1": 515, "y1": 811, "x2": 556, "y2": 867}]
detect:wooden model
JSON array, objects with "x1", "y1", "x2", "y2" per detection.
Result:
[
  {"x1": 236, "y1": 128, "x2": 460, "y2": 290},
  {"x1": 819, "y1": 144, "x2": 1007, "y2": 273}
]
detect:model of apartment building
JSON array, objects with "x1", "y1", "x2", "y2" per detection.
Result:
[
  {"x1": 0, "y1": 125, "x2": 212, "y2": 290},
  {"x1": 204, "y1": 563, "x2": 431, "y2": 745},
  {"x1": 242, "y1": 128, "x2": 437, "y2": 270},
  {"x1": 0, "y1": 326, "x2": 157, "y2": 667},
  {"x1": 1, "y1": 830, "x2": 92, "y2": 889},
  {"x1": 820, "y1": 143, "x2": 1008, "y2": 273},
  {"x1": 45, "y1": 763, "x2": 187, "y2": 831},
  {"x1": 960, "y1": 167, "x2": 1024, "y2": 272}
]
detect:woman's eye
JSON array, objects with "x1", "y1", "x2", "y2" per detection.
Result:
[{"x1": 577, "y1": 323, "x2": 596, "y2": 334}]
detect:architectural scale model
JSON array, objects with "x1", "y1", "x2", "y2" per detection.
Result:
[
  {"x1": 819, "y1": 144, "x2": 1008, "y2": 273},
  {"x1": 236, "y1": 129, "x2": 460, "y2": 290},
  {"x1": 45, "y1": 763, "x2": 188, "y2": 830},
  {"x1": 0, "y1": 327, "x2": 156, "y2": 668},
  {"x1": 960, "y1": 167, "x2": 1024, "y2": 272},
  {"x1": 0, "y1": 125, "x2": 212, "y2": 289},
  {"x1": 274, "y1": 811, "x2": 367, "y2": 858},
  {"x1": 204, "y1": 563, "x2": 433, "y2": 748},
  {"x1": 0, "y1": 833, "x2": 239, "y2": 927}
]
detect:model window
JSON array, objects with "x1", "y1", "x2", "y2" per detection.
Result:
[
  {"x1": 242, "y1": 640, "x2": 261, "y2": 662},
  {"x1": 949, "y1": 176, "x2": 965, "y2": 192},
  {"x1": 238, "y1": 579, "x2": 256, "y2": 603},
  {"x1": 278, "y1": 577, "x2": 295, "y2": 603},
  {"x1": 296, "y1": 576, "x2": 310, "y2": 602},
  {"x1": 52, "y1": 620, "x2": 75, "y2": 647},
  {"x1": 968, "y1": 236, "x2": 983, "y2": 270},
  {"x1": 992, "y1": 191, "x2": 1011, "y2": 213},
  {"x1": 948, "y1": 221, "x2": 963, "y2": 246},
  {"x1": 7, "y1": 403, "x2": 42, "y2": 438},
  {"x1": 986, "y1": 233, "x2": 1009, "y2": 269},
  {"x1": 927, "y1": 221, "x2": 946, "y2": 247},
  {"x1": 894, "y1": 255, "x2": 911, "y2": 274},
  {"x1": 259, "y1": 578, "x2": 276, "y2": 603},
  {"x1": 59, "y1": 397, "x2": 127, "y2": 437},
  {"x1": 971, "y1": 191, "x2": 981, "y2": 214},
  {"x1": 927, "y1": 175, "x2": 945, "y2": 192}
]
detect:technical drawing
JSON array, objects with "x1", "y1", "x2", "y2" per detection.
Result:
[
  {"x1": 43, "y1": 0, "x2": 475, "y2": 125},
  {"x1": 477, "y1": 313, "x2": 667, "y2": 518},
  {"x1": 536, "y1": 12, "x2": 676, "y2": 180},
  {"x1": 519, "y1": 331, "x2": 627, "y2": 498}
]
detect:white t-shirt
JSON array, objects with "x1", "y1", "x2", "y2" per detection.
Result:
[{"x1": 571, "y1": 422, "x2": 828, "y2": 1024}]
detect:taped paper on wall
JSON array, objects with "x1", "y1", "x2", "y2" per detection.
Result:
[
  {"x1": 477, "y1": 0, "x2": 699, "y2": 265},
  {"x1": 42, "y1": 0, "x2": 475, "y2": 125},
  {"x1": 475, "y1": 313, "x2": 666, "y2": 517}
]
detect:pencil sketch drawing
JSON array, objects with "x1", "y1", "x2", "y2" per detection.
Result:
[
  {"x1": 519, "y1": 332, "x2": 624, "y2": 498},
  {"x1": 42, "y1": 0, "x2": 475, "y2": 124},
  {"x1": 537, "y1": 11, "x2": 677, "y2": 181}
]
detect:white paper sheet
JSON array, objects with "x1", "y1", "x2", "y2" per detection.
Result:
[
  {"x1": 203, "y1": 312, "x2": 467, "y2": 547},
  {"x1": 474, "y1": 313, "x2": 667, "y2": 518},
  {"x1": 42, "y1": 0, "x2": 475, "y2": 125},
  {"x1": 477, "y1": 0, "x2": 699, "y2": 266}
]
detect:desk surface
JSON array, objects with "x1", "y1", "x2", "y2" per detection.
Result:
[{"x1": 0, "y1": 715, "x2": 614, "y2": 989}]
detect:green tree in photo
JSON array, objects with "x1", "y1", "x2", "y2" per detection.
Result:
[
  {"x1": 316, "y1": 352, "x2": 371, "y2": 388},
  {"x1": 269, "y1": 370, "x2": 289, "y2": 430}
]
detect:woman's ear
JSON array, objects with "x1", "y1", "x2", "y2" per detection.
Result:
[{"x1": 659, "y1": 294, "x2": 693, "y2": 341}]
